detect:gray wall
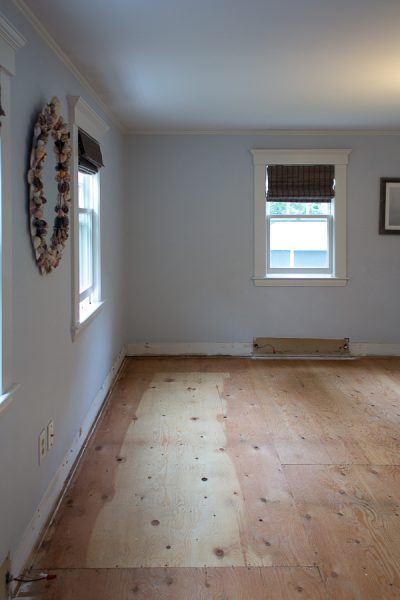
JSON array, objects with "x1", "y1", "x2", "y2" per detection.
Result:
[
  {"x1": 0, "y1": 1, "x2": 127, "y2": 564},
  {"x1": 126, "y1": 133, "x2": 400, "y2": 344}
]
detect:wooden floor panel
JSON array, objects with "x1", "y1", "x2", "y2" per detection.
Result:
[
  {"x1": 220, "y1": 368, "x2": 315, "y2": 567},
  {"x1": 22, "y1": 357, "x2": 400, "y2": 599},
  {"x1": 283, "y1": 464, "x2": 400, "y2": 599}
]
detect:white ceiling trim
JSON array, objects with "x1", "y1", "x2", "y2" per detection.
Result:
[
  {"x1": 127, "y1": 128, "x2": 400, "y2": 137},
  {"x1": 0, "y1": 11, "x2": 25, "y2": 75},
  {"x1": 12, "y1": 0, "x2": 125, "y2": 132},
  {"x1": 0, "y1": 12, "x2": 25, "y2": 50}
]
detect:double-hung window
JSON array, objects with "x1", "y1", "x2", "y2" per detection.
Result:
[
  {"x1": 69, "y1": 97, "x2": 108, "y2": 336},
  {"x1": 78, "y1": 168, "x2": 98, "y2": 310},
  {"x1": 252, "y1": 149, "x2": 350, "y2": 286},
  {"x1": 78, "y1": 129, "x2": 102, "y2": 321},
  {"x1": 267, "y1": 165, "x2": 334, "y2": 275}
]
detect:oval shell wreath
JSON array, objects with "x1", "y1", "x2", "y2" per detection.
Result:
[{"x1": 28, "y1": 96, "x2": 72, "y2": 274}]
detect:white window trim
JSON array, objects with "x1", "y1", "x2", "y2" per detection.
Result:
[
  {"x1": 251, "y1": 149, "x2": 351, "y2": 287},
  {"x1": 0, "y1": 14, "x2": 25, "y2": 415},
  {"x1": 69, "y1": 96, "x2": 108, "y2": 338}
]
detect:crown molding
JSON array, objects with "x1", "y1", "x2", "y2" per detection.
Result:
[
  {"x1": 12, "y1": 0, "x2": 126, "y2": 132},
  {"x1": 0, "y1": 12, "x2": 25, "y2": 50},
  {"x1": 0, "y1": 11, "x2": 25, "y2": 75},
  {"x1": 126, "y1": 128, "x2": 400, "y2": 136}
]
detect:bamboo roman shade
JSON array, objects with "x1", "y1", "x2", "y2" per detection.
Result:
[
  {"x1": 78, "y1": 129, "x2": 104, "y2": 175},
  {"x1": 266, "y1": 164, "x2": 335, "y2": 202}
]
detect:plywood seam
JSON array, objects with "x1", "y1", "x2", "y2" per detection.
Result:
[
  {"x1": 282, "y1": 463, "x2": 400, "y2": 467},
  {"x1": 26, "y1": 564, "x2": 321, "y2": 570}
]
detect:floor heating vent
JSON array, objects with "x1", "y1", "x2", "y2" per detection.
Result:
[{"x1": 253, "y1": 337, "x2": 350, "y2": 357}]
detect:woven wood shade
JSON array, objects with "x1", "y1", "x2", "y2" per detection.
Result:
[
  {"x1": 78, "y1": 129, "x2": 104, "y2": 175},
  {"x1": 266, "y1": 164, "x2": 335, "y2": 202}
]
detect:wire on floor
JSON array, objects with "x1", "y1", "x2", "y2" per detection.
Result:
[{"x1": 7, "y1": 572, "x2": 57, "y2": 584}]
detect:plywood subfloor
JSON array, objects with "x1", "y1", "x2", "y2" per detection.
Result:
[{"x1": 18, "y1": 357, "x2": 400, "y2": 599}]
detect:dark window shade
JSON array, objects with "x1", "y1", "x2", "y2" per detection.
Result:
[
  {"x1": 78, "y1": 129, "x2": 104, "y2": 175},
  {"x1": 266, "y1": 165, "x2": 335, "y2": 202},
  {"x1": 0, "y1": 83, "x2": 5, "y2": 122}
]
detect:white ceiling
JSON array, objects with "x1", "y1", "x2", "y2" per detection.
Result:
[{"x1": 20, "y1": 0, "x2": 400, "y2": 131}]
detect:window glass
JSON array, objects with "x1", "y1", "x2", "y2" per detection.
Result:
[
  {"x1": 266, "y1": 170, "x2": 334, "y2": 273},
  {"x1": 78, "y1": 170, "x2": 98, "y2": 319},
  {"x1": 78, "y1": 171, "x2": 93, "y2": 209},
  {"x1": 269, "y1": 218, "x2": 330, "y2": 270},
  {"x1": 267, "y1": 201, "x2": 332, "y2": 215},
  {"x1": 79, "y1": 210, "x2": 93, "y2": 294}
]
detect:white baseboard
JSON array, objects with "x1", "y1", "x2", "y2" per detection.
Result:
[
  {"x1": 350, "y1": 343, "x2": 400, "y2": 357},
  {"x1": 127, "y1": 341, "x2": 400, "y2": 358},
  {"x1": 127, "y1": 342, "x2": 252, "y2": 356},
  {"x1": 11, "y1": 345, "x2": 126, "y2": 580}
]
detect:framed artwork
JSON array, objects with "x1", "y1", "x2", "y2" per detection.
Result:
[{"x1": 380, "y1": 178, "x2": 400, "y2": 234}]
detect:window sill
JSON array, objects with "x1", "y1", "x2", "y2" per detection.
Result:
[
  {"x1": 0, "y1": 383, "x2": 20, "y2": 416},
  {"x1": 253, "y1": 276, "x2": 348, "y2": 287},
  {"x1": 72, "y1": 300, "x2": 105, "y2": 339}
]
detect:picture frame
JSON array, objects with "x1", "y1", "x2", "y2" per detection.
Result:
[{"x1": 379, "y1": 178, "x2": 400, "y2": 234}]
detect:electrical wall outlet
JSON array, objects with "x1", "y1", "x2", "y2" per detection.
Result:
[
  {"x1": 47, "y1": 420, "x2": 54, "y2": 451},
  {"x1": 39, "y1": 429, "x2": 47, "y2": 464}
]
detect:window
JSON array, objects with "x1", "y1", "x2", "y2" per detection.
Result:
[
  {"x1": 69, "y1": 97, "x2": 108, "y2": 336},
  {"x1": 0, "y1": 15, "x2": 25, "y2": 412},
  {"x1": 267, "y1": 165, "x2": 334, "y2": 275},
  {"x1": 252, "y1": 149, "x2": 351, "y2": 287},
  {"x1": 78, "y1": 169, "x2": 99, "y2": 318}
]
